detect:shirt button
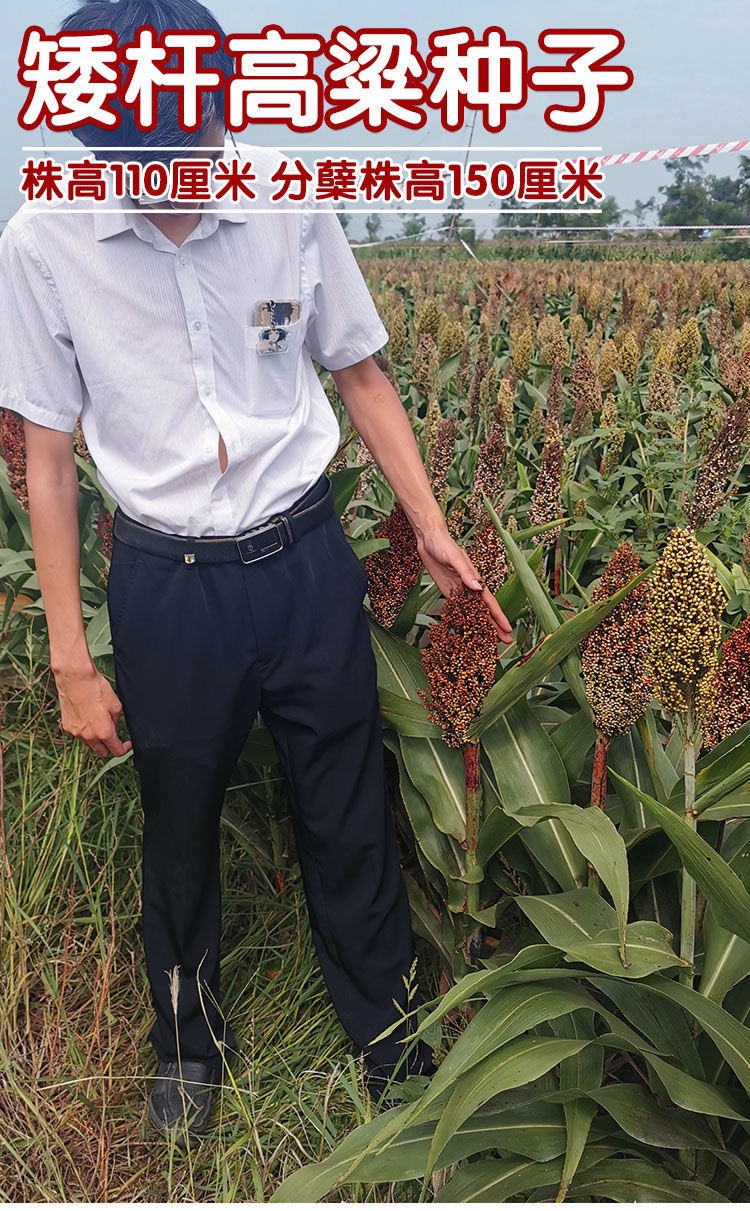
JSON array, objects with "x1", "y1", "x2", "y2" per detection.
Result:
[
  {"x1": 193, "y1": 321, "x2": 202, "y2": 331},
  {"x1": 178, "y1": 255, "x2": 187, "y2": 265},
  {"x1": 201, "y1": 386, "x2": 211, "y2": 397}
]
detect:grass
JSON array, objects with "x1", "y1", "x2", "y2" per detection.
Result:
[{"x1": 0, "y1": 642, "x2": 442, "y2": 1201}]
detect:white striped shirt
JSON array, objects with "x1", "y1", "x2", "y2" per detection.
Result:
[{"x1": 0, "y1": 141, "x2": 388, "y2": 536}]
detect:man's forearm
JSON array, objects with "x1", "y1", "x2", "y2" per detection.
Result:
[
  {"x1": 332, "y1": 361, "x2": 447, "y2": 539},
  {"x1": 26, "y1": 462, "x2": 93, "y2": 676}
]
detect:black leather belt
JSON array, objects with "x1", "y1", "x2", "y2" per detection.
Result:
[{"x1": 112, "y1": 473, "x2": 334, "y2": 564}]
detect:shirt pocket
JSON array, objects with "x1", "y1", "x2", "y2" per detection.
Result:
[{"x1": 243, "y1": 318, "x2": 306, "y2": 418}]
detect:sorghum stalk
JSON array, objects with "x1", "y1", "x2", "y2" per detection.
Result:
[
  {"x1": 680, "y1": 710, "x2": 699, "y2": 985},
  {"x1": 463, "y1": 743, "x2": 482, "y2": 918}
]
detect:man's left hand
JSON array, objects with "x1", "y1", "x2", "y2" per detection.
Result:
[{"x1": 416, "y1": 526, "x2": 514, "y2": 644}]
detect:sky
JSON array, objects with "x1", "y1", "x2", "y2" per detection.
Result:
[{"x1": 1, "y1": 0, "x2": 748, "y2": 238}]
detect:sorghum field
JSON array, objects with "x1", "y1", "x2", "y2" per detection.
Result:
[{"x1": 2, "y1": 242, "x2": 750, "y2": 1201}]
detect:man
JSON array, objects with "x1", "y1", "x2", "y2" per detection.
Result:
[{"x1": 1, "y1": 0, "x2": 512, "y2": 1145}]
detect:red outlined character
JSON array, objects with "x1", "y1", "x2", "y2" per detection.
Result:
[
  {"x1": 213, "y1": 157, "x2": 258, "y2": 201},
  {"x1": 323, "y1": 26, "x2": 427, "y2": 131},
  {"x1": 518, "y1": 160, "x2": 559, "y2": 202},
  {"x1": 425, "y1": 27, "x2": 526, "y2": 132},
  {"x1": 67, "y1": 157, "x2": 108, "y2": 201},
  {"x1": 528, "y1": 30, "x2": 633, "y2": 132},
  {"x1": 225, "y1": 25, "x2": 323, "y2": 132},
  {"x1": 559, "y1": 157, "x2": 605, "y2": 203},
  {"x1": 359, "y1": 158, "x2": 403, "y2": 202},
  {"x1": 18, "y1": 26, "x2": 119, "y2": 130},
  {"x1": 19, "y1": 157, "x2": 65, "y2": 201},
  {"x1": 314, "y1": 158, "x2": 359, "y2": 202},
  {"x1": 120, "y1": 27, "x2": 223, "y2": 132},
  {"x1": 170, "y1": 159, "x2": 214, "y2": 202},
  {"x1": 404, "y1": 158, "x2": 447, "y2": 202},
  {"x1": 269, "y1": 157, "x2": 313, "y2": 202}
]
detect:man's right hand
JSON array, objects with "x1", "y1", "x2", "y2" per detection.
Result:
[{"x1": 55, "y1": 662, "x2": 133, "y2": 759}]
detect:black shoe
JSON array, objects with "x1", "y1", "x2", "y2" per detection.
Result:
[
  {"x1": 147, "y1": 1059, "x2": 222, "y2": 1146},
  {"x1": 364, "y1": 1043, "x2": 438, "y2": 1105}
]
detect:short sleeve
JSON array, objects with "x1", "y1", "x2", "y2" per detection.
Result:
[
  {"x1": 301, "y1": 201, "x2": 388, "y2": 372},
  {"x1": 0, "y1": 224, "x2": 83, "y2": 432}
]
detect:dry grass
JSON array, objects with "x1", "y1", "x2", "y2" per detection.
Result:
[{"x1": 0, "y1": 657, "x2": 438, "y2": 1201}]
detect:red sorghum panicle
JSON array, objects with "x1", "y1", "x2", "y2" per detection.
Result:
[
  {"x1": 468, "y1": 423, "x2": 506, "y2": 522},
  {"x1": 686, "y1": 396, "x2": 750, "y2": 529},
  {"x1": 418, "y1": 583, "x2": 498, "y2": 747},
  {"x1": 0, "y1": 409, "x2": 28, "y2": 510},
  {"x1": 429, "y1": 416, "x2": 458, "y2": 508},
  {"x1": 703, "y1": 616, "x2": 750, "y2": 750},
  {"x1": 363, "y1": 502, "x2": 423, "y2": 628},
  {"x1": 546, "y1": 362, "x2": 564, "y2": 428},
  {"x1": 74, "y1": 417, "x2": 92, "y2": 462},
  {"x1": 529, "y1": 419, "x2": 564, "y2": 545},
  {"x1": 412, "y1": 332, "x2": 441, "y2": 397},
  {"x1": 568, "y1": 346, "x2": 602, "y2": 438},
  {"x1": 646, "y1": 528, "x2": 725, "y2": 725},
  {"x1": 467, "y1": 519, "x2": 509, "y2": 596},
  {"x1": 581, "y1": 543, "x2": 652, "y2": 738}
]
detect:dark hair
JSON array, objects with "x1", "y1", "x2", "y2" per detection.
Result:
[{"x1": 58, "y1": 0, "x2": 232, "y2": 164}]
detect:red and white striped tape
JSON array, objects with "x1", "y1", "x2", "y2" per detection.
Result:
[{"x1": 600, "y1": 139, "x2": 749, "y2": 167}]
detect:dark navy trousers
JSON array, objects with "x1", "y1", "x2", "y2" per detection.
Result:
[{"x1": 106, "y1": 474, "x2": 422, "y2": 1071}]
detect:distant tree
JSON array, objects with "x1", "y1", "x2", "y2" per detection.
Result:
[
  {"x1": 443, "y1": 196, "x2": 477, "y2": 246},
  {"x1": 657, "y1": 155, "x2": 750, "y2": 237},
  {"x1": 365, "y1": 213, "x2": 382, "y2": 242},
  {"x1": 335, "y1": 204, "x2": 350, "y2": 232},
  {"x1": 626, "y1": 196, "x2": 657, "y2": 226},
  {"x1": 399, "y1": 212, "x2": 428, "y2": 239}
]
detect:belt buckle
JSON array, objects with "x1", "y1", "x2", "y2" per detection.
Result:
[{"x1": 235, "y1": 514, "x2": 293, "y2": 564}]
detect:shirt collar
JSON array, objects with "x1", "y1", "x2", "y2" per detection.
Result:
[{"x1": 93, "y1": 191, "x2": 248, "y2": 243}]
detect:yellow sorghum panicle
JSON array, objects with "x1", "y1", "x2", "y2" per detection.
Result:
[
  {"x1": 540, "y1": 315, "x2": 570, "y2": 367},
  {"x1": 512, "y1": 326, "x2": 533, "y2": 379},
  {"x1": 619, "y1": 330, "x2": 640, "y2": 386},
  {"x1": 412, "y1": 332, "x2": 441, "y2": 397},
  {"x1": 494, "y1": 378, "x2": 514, "y2": 431},
  {"x1": 686, "y1": 396, "x2": 750, "y2": 529},
  {"x1": 646, "y1": 528, "x2": 725, "y2": 724},
  {"x1": 597, "y1": 339, "x2": 620, "y2": 392},
  {"x1": 418, "y1": 583, "x2": 499, "y2": 747},
  {"x1": 600, "y1": 393, "x2": 618, "y2": 430},
  {"x1": 387, "y1": 297, "x2": 408, "y2": 363},
  {"x1": 423, "y1": 393, "x2": 442, "y2": 454},
  {"x1": 529, "y1": 419, "x2": 564, "y2": 545},
  {"x1": 364, "y1": 503, "x2": 423, "y2": 628},
  {"x1": 527, "y1": 401, "x2": 544, "y2": 443},
  {"x1": 437, "y1": 319, "x2": 467, "y2": 363},
  {"x1": 0, "y1": 409, "x2": 29, "y2": 510},
  {"x1": 703, "y1": 616, "x2": 750, "y2": 750},
  {"x1": 697, "y1": 396, "x2": 726, "y2": 453},
  {"x1": 569, "y1": 313, "x2": 588, "y2": 350},
  {"x1": 646, "y1": 367, "x2": 680, "y2": 435},
  {"x1": 416, "y1": 297, "x2": 441, "y2": 341},
  {"x1": 673, "y1": 317, "x2": 702, "y2": 379},
  {"x1": 479, "y1": 365, "x2": 498, "y2": 427},
  {"x1": 581, "y1": 542, "x2": 652, "y2": 738},
  {"x1": 467, "y1": 518, "x2": 509, "y2": 596}
]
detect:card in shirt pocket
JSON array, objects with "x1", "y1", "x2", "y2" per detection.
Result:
[{"x1": 244, "y1": 299, "x2": 305, "y2": 417}]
